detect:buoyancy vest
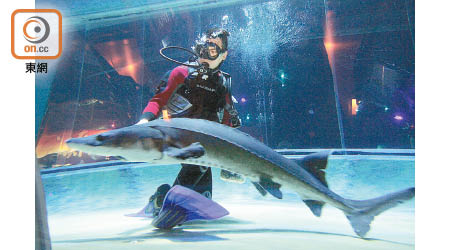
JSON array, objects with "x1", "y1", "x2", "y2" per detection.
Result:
[{"x1": 155, "y1": 64, "x2": 233, "y2": 123}]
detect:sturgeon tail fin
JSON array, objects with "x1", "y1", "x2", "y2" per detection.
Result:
[{"x1": 344, "y1": 187, "x2": 415, "y2": 238}]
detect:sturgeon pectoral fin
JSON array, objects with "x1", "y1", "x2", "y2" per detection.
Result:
[
  {"x1": 303, "y1": 199, "x2": 325, "y2": 217},
  {"x1": 164, "y1": 142, "x2": 205, "y2": 160},
  {"x1": 251, "y1": 181, "x2": 267, "y2": 197},
  {"x1": 258, "y1": 177, "x2": 283, "y2": 199},
  {"x1": 220, "y1": 169, "x2": 245, "y2": 184}
]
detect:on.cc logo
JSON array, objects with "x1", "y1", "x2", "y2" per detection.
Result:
[
  {"x1": 23, "y1": 16, "x2": 50, "y2": 44},
  {"x1": 11, "y1": 9, "x2": 62, "y2": 59}
]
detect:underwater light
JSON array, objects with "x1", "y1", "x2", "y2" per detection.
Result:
[
  {"x1": 351, "y1": 99, "x2": 358, "y2": 115},
  {"x1": 279, "y1": 72, "x2": 287, "y2": 87},
  {"x1": 394, "y1": 115, "x2": 403, "y2": 121},
  {"x1": 241, "y1": 97, "x2": 247, "y2": 103},
  {"x1": 246, "y1": 114, "x2": 250, "y2": 120}
]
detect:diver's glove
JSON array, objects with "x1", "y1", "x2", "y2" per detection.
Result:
[
  {"x1": 224, "y1": 101, "x2": 241, "y2": 128},
  {"x1": 227, "y1": 109, "x2": 241, "y2": 128},
  {"x1": 136, "y1": 112, "x2": 156, "y2": 125},
  {"x1": 230, "y1": 115, "x2": 241, "y2": 128}
]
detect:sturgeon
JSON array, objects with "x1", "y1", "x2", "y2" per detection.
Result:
[{"x1": 66, "y1": 118, "x2": 415, "y2": 237}]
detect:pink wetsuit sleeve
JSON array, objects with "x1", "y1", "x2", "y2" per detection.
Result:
[{"x1": 142, "y1": 66, "x2": 189, "y2": 115}]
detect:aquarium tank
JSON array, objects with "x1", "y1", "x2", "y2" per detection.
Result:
[{"x1": 35, "y1": 0, "x2": 415, "y2": 249}]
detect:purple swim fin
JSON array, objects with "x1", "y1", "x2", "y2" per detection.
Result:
[
  {"x1": 124, "y1": 202, "x2": 155, "y2": 218},
  {"x1": 152, "y1": 185, "x2": 229, "y2": 229},
  {"x1": 125, "y1": 184, "x2": 171, "y2": 218}
]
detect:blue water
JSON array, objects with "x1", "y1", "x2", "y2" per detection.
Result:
[
  {"x1": 41, "y1": 153, "x2": 415, "y2": 250},
  {"x1": 36, "y1": 0, "x2": 415, "y2": 152},
  {"x1": 42, "y1": 154, "x2": 415, "y2": 216},
  {"x1": 35, "y1": 0, "x2": 415, "y2": 248}
]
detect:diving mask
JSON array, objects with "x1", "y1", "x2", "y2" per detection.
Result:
[{"x1": 194, "y1": 41, "x2": 226, "y2": 61}]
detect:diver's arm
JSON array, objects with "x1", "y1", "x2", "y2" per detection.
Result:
[
  {"x1": 222, "y1": 93, "x2": 241, "y2": 128},
  {"x1": 137, "y1": 66, "x2": 189, "y2": 124},
  {"x1": 219, "y1": 74, "x2": 241, "y2": 127}
]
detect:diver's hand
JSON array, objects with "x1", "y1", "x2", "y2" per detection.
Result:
[
  {"x1": 230, "y1": 116, "x2": 241, "y2": 128},
  {"x1": 136, "y1": 112, "x2": 156, "y2": 125},
  {"x1": 136, "y1": 119, "x2": 149, "y2": 125}
]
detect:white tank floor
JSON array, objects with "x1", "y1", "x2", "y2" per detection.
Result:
[{"x1": 49, "y1": 200, "x2": 414, "y2": 250}]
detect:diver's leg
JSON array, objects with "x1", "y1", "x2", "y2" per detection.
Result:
[
  {"x1": 144, "y1": 164, "x2": 212, "y2": 218},
  {"x1": 145, "y1": 165, "x2": 229, "y2": 229},
  {"x1": 146, "y1": 184, "x2": 171, "y2": 217},
  {"x1": 173, "y1": 164, "x2": 212, "y2": 199}
]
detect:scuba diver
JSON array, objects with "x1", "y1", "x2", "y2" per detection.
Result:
[{"x1": 131, "y1": 28, "x2": 243, "y2": 229}]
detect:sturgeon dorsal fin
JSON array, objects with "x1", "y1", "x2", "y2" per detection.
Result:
[
  {"x1": 303, "y1": 199, "x2": 325, "y2": 217},
  {"x1": 258, "y1": 177, "x2": 282, "y2": 199},
  {"x1": 251, "y1": 181, "x2": 268, "y2": 197},
  {"x1": 298, "y1": 151, "x2": 330, "y2": 188}
]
